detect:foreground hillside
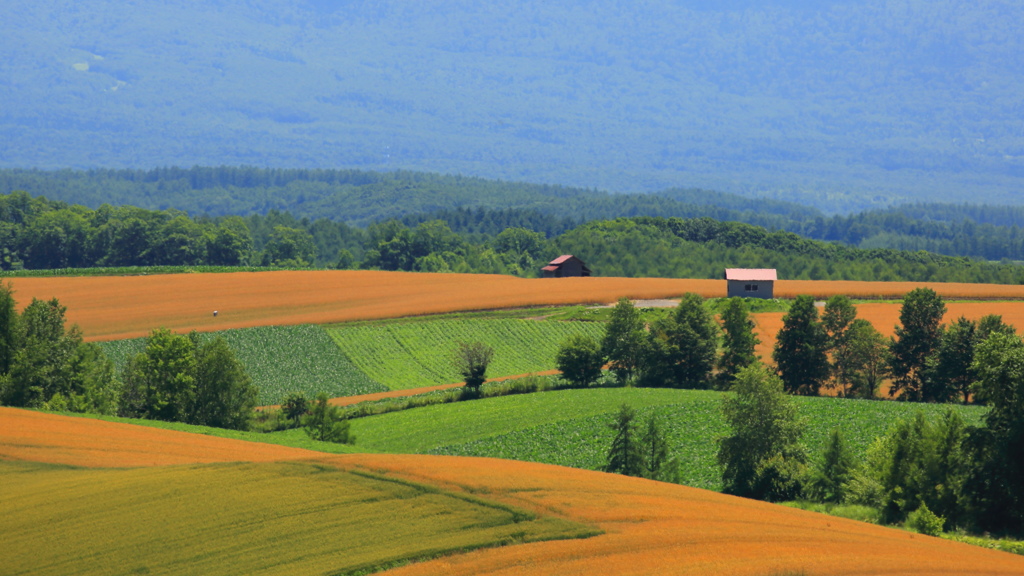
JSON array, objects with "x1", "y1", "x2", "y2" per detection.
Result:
[
  {"x1": 3, "y1": 407, "x2": 1023, "y2": 575},
  {"x1": 9, "y1": 270, "x2": 1024, "y2": 341}
]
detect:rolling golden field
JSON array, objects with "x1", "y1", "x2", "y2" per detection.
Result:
[
  {"x1": 7, "y1": 270, "x2": 1024, "y2": 341},
  {"x1": 4, "y1": 407, "x2": 1024, "y2": 576}
]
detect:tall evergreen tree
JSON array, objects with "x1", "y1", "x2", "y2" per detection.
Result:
[
  {"x1": 773, "y1": 295, "x2": 829, "y2": 396},
  {"x1": 806, "y1": 429, "x2": 857, "y2": 503},
  {"x1": 604, "y1": 404, "x2": 643, "y2": 476},
  {"x1": 889, "y1": 288, "x2": 946, "y2": 401}
]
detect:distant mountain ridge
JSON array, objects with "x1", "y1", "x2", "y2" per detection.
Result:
[{"x1": 2, "y1": 0, "x2": 1023, "y2": 211}]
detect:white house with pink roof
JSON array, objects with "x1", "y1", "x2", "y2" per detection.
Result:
[{"x1": 724, "y1": 268, "x2": 777, "y2": 299}]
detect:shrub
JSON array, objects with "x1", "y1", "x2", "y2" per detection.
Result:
[{"x1": 907, "y1": 503, "x2": 945, "y2": 536}]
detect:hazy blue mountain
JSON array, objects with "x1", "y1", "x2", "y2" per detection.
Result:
[{"x1": 2, "y1": 0, "x2": 1022, "y2": 212}]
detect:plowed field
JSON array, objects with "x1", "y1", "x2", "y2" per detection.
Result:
[
  {"x1": 8, "y1": 271, "x2": 1024, "y2": 341},
  {"x1": 4, "y1": 407, "x2": 1023, "y2": 576}
]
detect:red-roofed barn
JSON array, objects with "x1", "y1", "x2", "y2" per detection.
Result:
[
  {"x1": 542, "y1": 255, "x2": 591, "y2": 278},
  {"x1": 725, "y1": 268, "x2": 777, "y2": 299}
]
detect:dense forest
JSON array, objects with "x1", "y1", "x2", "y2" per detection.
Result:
[
  {"x1": 3, "y1": 190, "x2": 1024, "y2": 285},
  {"x1": 4, "y1": 1, "x2": 1024, "y2": 209},
  {"x1": 7, "y1": 167, "x2": 1024, "y2": 264}
]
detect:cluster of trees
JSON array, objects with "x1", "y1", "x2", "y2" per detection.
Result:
[
  {"x1": 0, "y1": 286, "x2": 119, "y2": 414},
  {"x1": 773, "y1": 288, "x2": 1014, "y2": 404},
  {"x1": 119, "y1": 329, "x2": 257, "y2": 430},
  {"x1": 718, "y1": 361, "x2": 1024, "y2": 537},
  {"x1": 603, "y1": 405, "x2": 679, "y2": 483},
  {"x1": 0, "y1": 284, "x2": 258, "y2": 431},
  {"x1": 556, "y1": 295, "x2": 757, "y2": 391}
]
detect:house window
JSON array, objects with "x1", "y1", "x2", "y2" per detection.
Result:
[{"x1": 745, "y1": 284, "x2": 759, "y2": 292}]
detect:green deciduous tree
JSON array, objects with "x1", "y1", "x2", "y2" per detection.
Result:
[
  {"x1": 303, "y1": 393, "x2": 354, "y2": 443},
  {"x1": 555, "y1": 333, "x2": 604, "y2": 387},
  {"x1": 718, "y1": 364, "x2": 807, "y2": 502},
  {"x1": 716, "y1": 297, "x2": 759, "y2": 389},
  {"x1": 926, "y1": 316, "x2": 978, "y2": 404},
  {"x1": 773, "y1": 295, "x2": 829, "y2": 396},
  {"x1": 193, "y1": 337, "x2": 257, "y2": 430},
  {"x1": 832, "y1": 319, "x2": 889, "y2": 398},
  {"x1": 601, "y1": 298, "x2": 646, "y2": 385},
  {"x1": 965, "y1": 332, "x2": 1024, "y2": 533},
  {"x1": 454, "y1": 341, "x2": 495, "y2": 395},
  {"x1": 119, "y1": 329, "x2": 256, "y2": 429},
  {"x1": 889, "y1": 288, "x2": 946, "y2": 401}
]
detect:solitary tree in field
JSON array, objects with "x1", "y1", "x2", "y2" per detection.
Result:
[{"x1": 454, "y1": 341, "x2": 495, "y2": 396}]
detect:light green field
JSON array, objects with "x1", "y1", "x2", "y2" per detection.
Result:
[
  {"x1": 326, "y1": 318, "x2": 606, "y2": 390},
  {"x1": 1, "y1": 459, "x2": 594, "y2": 576},
  {"x1": 101, "y1": 324, "x2": 388, "y2": 405},
  {"x1": 344, "y1": 388, "x2": 986, "y2": 490}
]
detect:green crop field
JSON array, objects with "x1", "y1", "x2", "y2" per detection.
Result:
[
  {"x1": 76, "y1": 387, "x2": 989, "y2": 493},
  {"x1": 342, "y1": 388, "x2": 987, "y2": 491},
  {"x1": 1, "y1": 459, "x2": 593, "y2": 576},
  {"x1": 100, "y1": 324, "x2": 387, "y2": 405},
  {"x1": 326, "y1": 318, "x2": 606, "y2": 390}
]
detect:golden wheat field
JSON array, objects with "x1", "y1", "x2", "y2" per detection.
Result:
[
  {"x1": 8, "y1": 271, "x2": 1024, "y2": 341},
  {"x1": 4, "y1": 408, "x2": 1024, "y2": 576}
]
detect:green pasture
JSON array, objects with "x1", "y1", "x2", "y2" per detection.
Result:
[
  {"x1": 346, "y1": 388, "x2": 986, "y2": 491},
  {"x1": 326, "y1": 318, "x2": 606, "y2": 390},
  {"x1": 100, "y1": 324, "x2": 387, "y2": 405}
]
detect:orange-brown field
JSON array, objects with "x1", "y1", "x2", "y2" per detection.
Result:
[
  {"x1": 4, "y1": 407, "x2": 1024, "y2": 576},
  {"x1": 8, "y1": 271, "x2": 1024, "y2": 341},
  {"x1": 751, "y1": 302, "x2": 1024, "y2": 365}
]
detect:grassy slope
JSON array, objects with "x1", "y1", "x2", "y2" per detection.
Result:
[
  {"x1": 327, "y1": 318, "x2": 605, "y2": 390},
  {"x1": 342, "y1": 388, "x2": 986, "y2": 490},
  {"x1": 101, "y1": 324, "x2": 387, "y2": 405}
]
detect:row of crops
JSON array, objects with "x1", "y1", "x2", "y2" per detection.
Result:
[
  {"x1": 100, "y1": 325, "x2": 388, "y2": 405},
  {"x1": 98, "y1": 316, "x2": 608, "y2": 403},
  {"x1": 326, "y1": 318, "x2": 607, "y2": 390}
]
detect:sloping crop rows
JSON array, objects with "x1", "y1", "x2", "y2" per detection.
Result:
[
  {"x1": 100, "y1": 325, "x2": 387, "y2": 405},
  {"x1": 327, "y1": 318, "x2": 606, "y2": 390}
]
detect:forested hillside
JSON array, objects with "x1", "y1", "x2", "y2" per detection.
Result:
[
  {"x1": 2, "y1": 189, "x2": 1023, "y2": 285},
  {"x1": 3, "y1": 0, "x2": 1024, "y2": 209},
  {"x1": 9, "y1": 167, "x2": 1024, "y2": 263}
]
